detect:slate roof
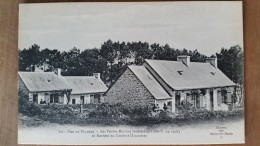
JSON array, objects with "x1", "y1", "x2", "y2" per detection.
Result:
[
  {"x1": 145, "y1": 59, "x2": 236, "y2": 90},
  {"x1": 128, "y1": 66, "x2": 172, "y2": 100},
  {"x1": 18, "y1": 72, "x2": 71, "y2": 92},
  {"x1": 63, "y1": 76, "x2": 108, "y2": 94}
]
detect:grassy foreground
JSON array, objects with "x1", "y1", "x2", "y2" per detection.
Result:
[{"x1": 18, "y1": 98, "x2": 244, "y2": 127}]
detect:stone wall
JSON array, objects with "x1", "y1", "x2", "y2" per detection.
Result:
[{"x1": 104, "y1": 68, "x2": 155, "y2": 109}]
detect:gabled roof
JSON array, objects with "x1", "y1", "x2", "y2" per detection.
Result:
[
  {"x1": 128, "y1": 66, "x2": 172, "y2": 100},
  {"x1": 145, "y1": 59, "x2": 236, "y2": 90},
  {"x1": 63, "y1": 76, "x2": 108, "y2": 94},
  {"x1": 18, "y1": 72, "x2": 71, "y2": 92}
]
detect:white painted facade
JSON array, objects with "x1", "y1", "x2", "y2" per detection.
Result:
[
  {"x1": 28, "y1": 92, "x2": 67, "y2": 104},
  {"x1": 28, "y1": 91, "x2": 105, "y2": 105},
  {"x1": 155, "y1": 98, "x2": 175, "y2": 113},
  {"x1": 153, "y1": 86, "x2": 236, "y2": 114},
  {"x1": 173, "y1": 87, "x2": 236, "y2": 113},
  {"x1": 69, "y1": 94, "x2": 91, "y2": 105}
]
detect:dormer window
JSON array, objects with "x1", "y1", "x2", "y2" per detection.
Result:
[
  {"x1": 177, "y1": 70, "x2": 183, "y2": 75},
  {"x1": 210, "y1": 72, "x2": 216, "y2": 75}
]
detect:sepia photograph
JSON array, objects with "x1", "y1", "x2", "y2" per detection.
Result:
[{"x1": 18, "y1": 1, "x2": 244, "y2": 145}]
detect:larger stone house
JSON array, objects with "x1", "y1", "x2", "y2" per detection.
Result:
[
  {"x1": 104, "y1": 56, "x2": 237, "y2": 113},
  {"x1": 18, "y1": 69, "x2": 107, "y2": 105}
]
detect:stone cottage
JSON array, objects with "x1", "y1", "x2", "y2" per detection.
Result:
[
  {"x1": 18, "y1": 69, "x2": 107, "y2": 105},
  {"x1": 104, "y1": 56, "x2": 237, "y2": 113}
]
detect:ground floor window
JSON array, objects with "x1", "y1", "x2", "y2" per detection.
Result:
[
  {"x1": 89, "y1": 94, "x2": 101, "y2": 103},
  {"x1": 94, "y1": 94, "x2": 101, "y2": 103},
  {"x1": 72, "y1": 99, "x2": 76, "y2": 104},
  {"x1": 50, "y1": 93, "x2": 59, "y2": 103},
  {"x1": 221, "y1": 90, "x2": 228, "y2": 104}
]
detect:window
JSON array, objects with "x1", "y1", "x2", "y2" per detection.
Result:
[
  {"x1": 221, "y1": 90, "x2": 228, "y2": 104},
  {"x1": 50, "y1": 94, "x2": 54, "y2": 103},
  {"x1": 177, "y1": 71, "x2": 183, "y2": 75},
  {"x1": 54, "y1": 94, "x2": 59, "y2": 103},
  {"x1": 94, "y1": 94, "x2": 101, "y2": 103},
  {"x1": 50, "y1": 93, "x2": 59, "y2": 103},
  {"x1": 191, "y1": 92, "x2": 198, "y2": 100},
  {"x1": 210, "y1": 72, "x2": 216, "y2": 75},
  {"x1": 186, "y1": 93, "x2": 191, "y2": 98},
  {"x1": 72, "y1": 99, "x2": 76, "y2": 104}
]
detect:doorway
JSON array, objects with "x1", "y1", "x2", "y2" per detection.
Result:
[
  {"x1": 167, "y1": 101, "x2": 172, "y2": 111},
  {"x1": 33, "y1": 94, "x2": 38, "y2": 103},
  {"x1": 210, "y1": 90, "x2": 214, "y2": 110},
  {"x1": 175, "y1": 94, "x2": 181, "y2": 106},
  {"x1": 192, "y1": 93, "x2": 200, "y2": 108},
  {"x1": 80, "y1": 96, "x2": 84, "y2": 104}
]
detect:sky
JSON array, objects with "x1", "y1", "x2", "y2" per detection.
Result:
[{"x1": 19, "y1": 2, "x2": 243, "y2": 56}]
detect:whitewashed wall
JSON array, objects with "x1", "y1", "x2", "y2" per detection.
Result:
[{"x1": 68, "y1": 94, "x2": 91, "y2": 104}]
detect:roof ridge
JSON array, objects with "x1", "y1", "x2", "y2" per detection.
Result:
[
  {"x1": 63, "y1": 76, "x2": 95, "y2": 78},
  {"x1": 18, "y1": 71, "x2": 54, "y2": 74}
]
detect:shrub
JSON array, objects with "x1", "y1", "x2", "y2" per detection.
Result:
[
  {"x1": 128, "y1": 105, "x2": 153, "y2": 118},
  {"x1": 18, "y1": 89, "x2": 42, "y2": 116},
  {"x1": 88, "y1": 102, "x2": 127, "y2": 119},
  {"x1": 38, "y1": 104, "x2": 79, "y2": 124}
]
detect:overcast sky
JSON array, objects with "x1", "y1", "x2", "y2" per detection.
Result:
[{"x1": 19, "y1": 2, "x2": 243, "y2": 56}]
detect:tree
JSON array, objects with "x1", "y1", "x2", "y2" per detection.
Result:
[
  {"x1": 100, "y1": 40, "x2": 118, "y2": 66},
  {"x1": 19, "y1": 44, "x2": 41, "y2": 71},
  {"x1": 62, "y1": 47, "x2": 84, "y2": 76},
  {"x1": 18, "y1": 41, "x2": 243, "y2": 88},
  {"x1": 216, "y1": 45, "x2": 243, "y2": 84},
  {"x1": 80, "y1": 48, "x2": 108, "y2": 79}
]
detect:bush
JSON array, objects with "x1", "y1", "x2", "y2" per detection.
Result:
[
  {"x1": 38, "y1": 104, "x2": 79, "y2": 124},
  {"x1": 18, "y1": 90, "x2": 80, "y2": 124},
  {"x1": 18, "y1": 92, "x2": 244, "y2": 126},
  {"x1": 18, "y1": 89, "x2": 42, "y2": 116},
  {"x1": 88, "y1": 103, "x2": 127, "y2": 119}
]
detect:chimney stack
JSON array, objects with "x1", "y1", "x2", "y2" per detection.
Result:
[
  {"x1": 177, "y1": 55, "x2": 190, "y2": 66},
  {"x1": 206, "y1": 57, "x2": 218, "y2": 68},
  {"x1": 54, "y1": 68, "x2": 62, "y2": 76},
  {"x1": 93, "y1": 73, "x2": 101, "y2": 79}
]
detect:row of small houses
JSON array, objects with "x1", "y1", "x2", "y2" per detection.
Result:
[{"x1": 18, "y1": 56, "x2": 243, "y2": 113}]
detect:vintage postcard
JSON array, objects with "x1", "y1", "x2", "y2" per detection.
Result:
[{"x1": 18, "y1": 1, "x2": 244, "y2": 145}]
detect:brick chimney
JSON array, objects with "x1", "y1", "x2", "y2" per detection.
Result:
[
  {"x1": 206, "y1": 57, "x2": 217, "y2": 68},
  {"x1": 177, "y1": 55, "x2": 190, "y2": 66},
  {"x1": 93, "y1": 73, "x2": 101, "y2": 79}
]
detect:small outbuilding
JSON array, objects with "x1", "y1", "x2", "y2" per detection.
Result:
[{"x1": 18, "y1": 70, "x2": 107, "y2": 105}]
